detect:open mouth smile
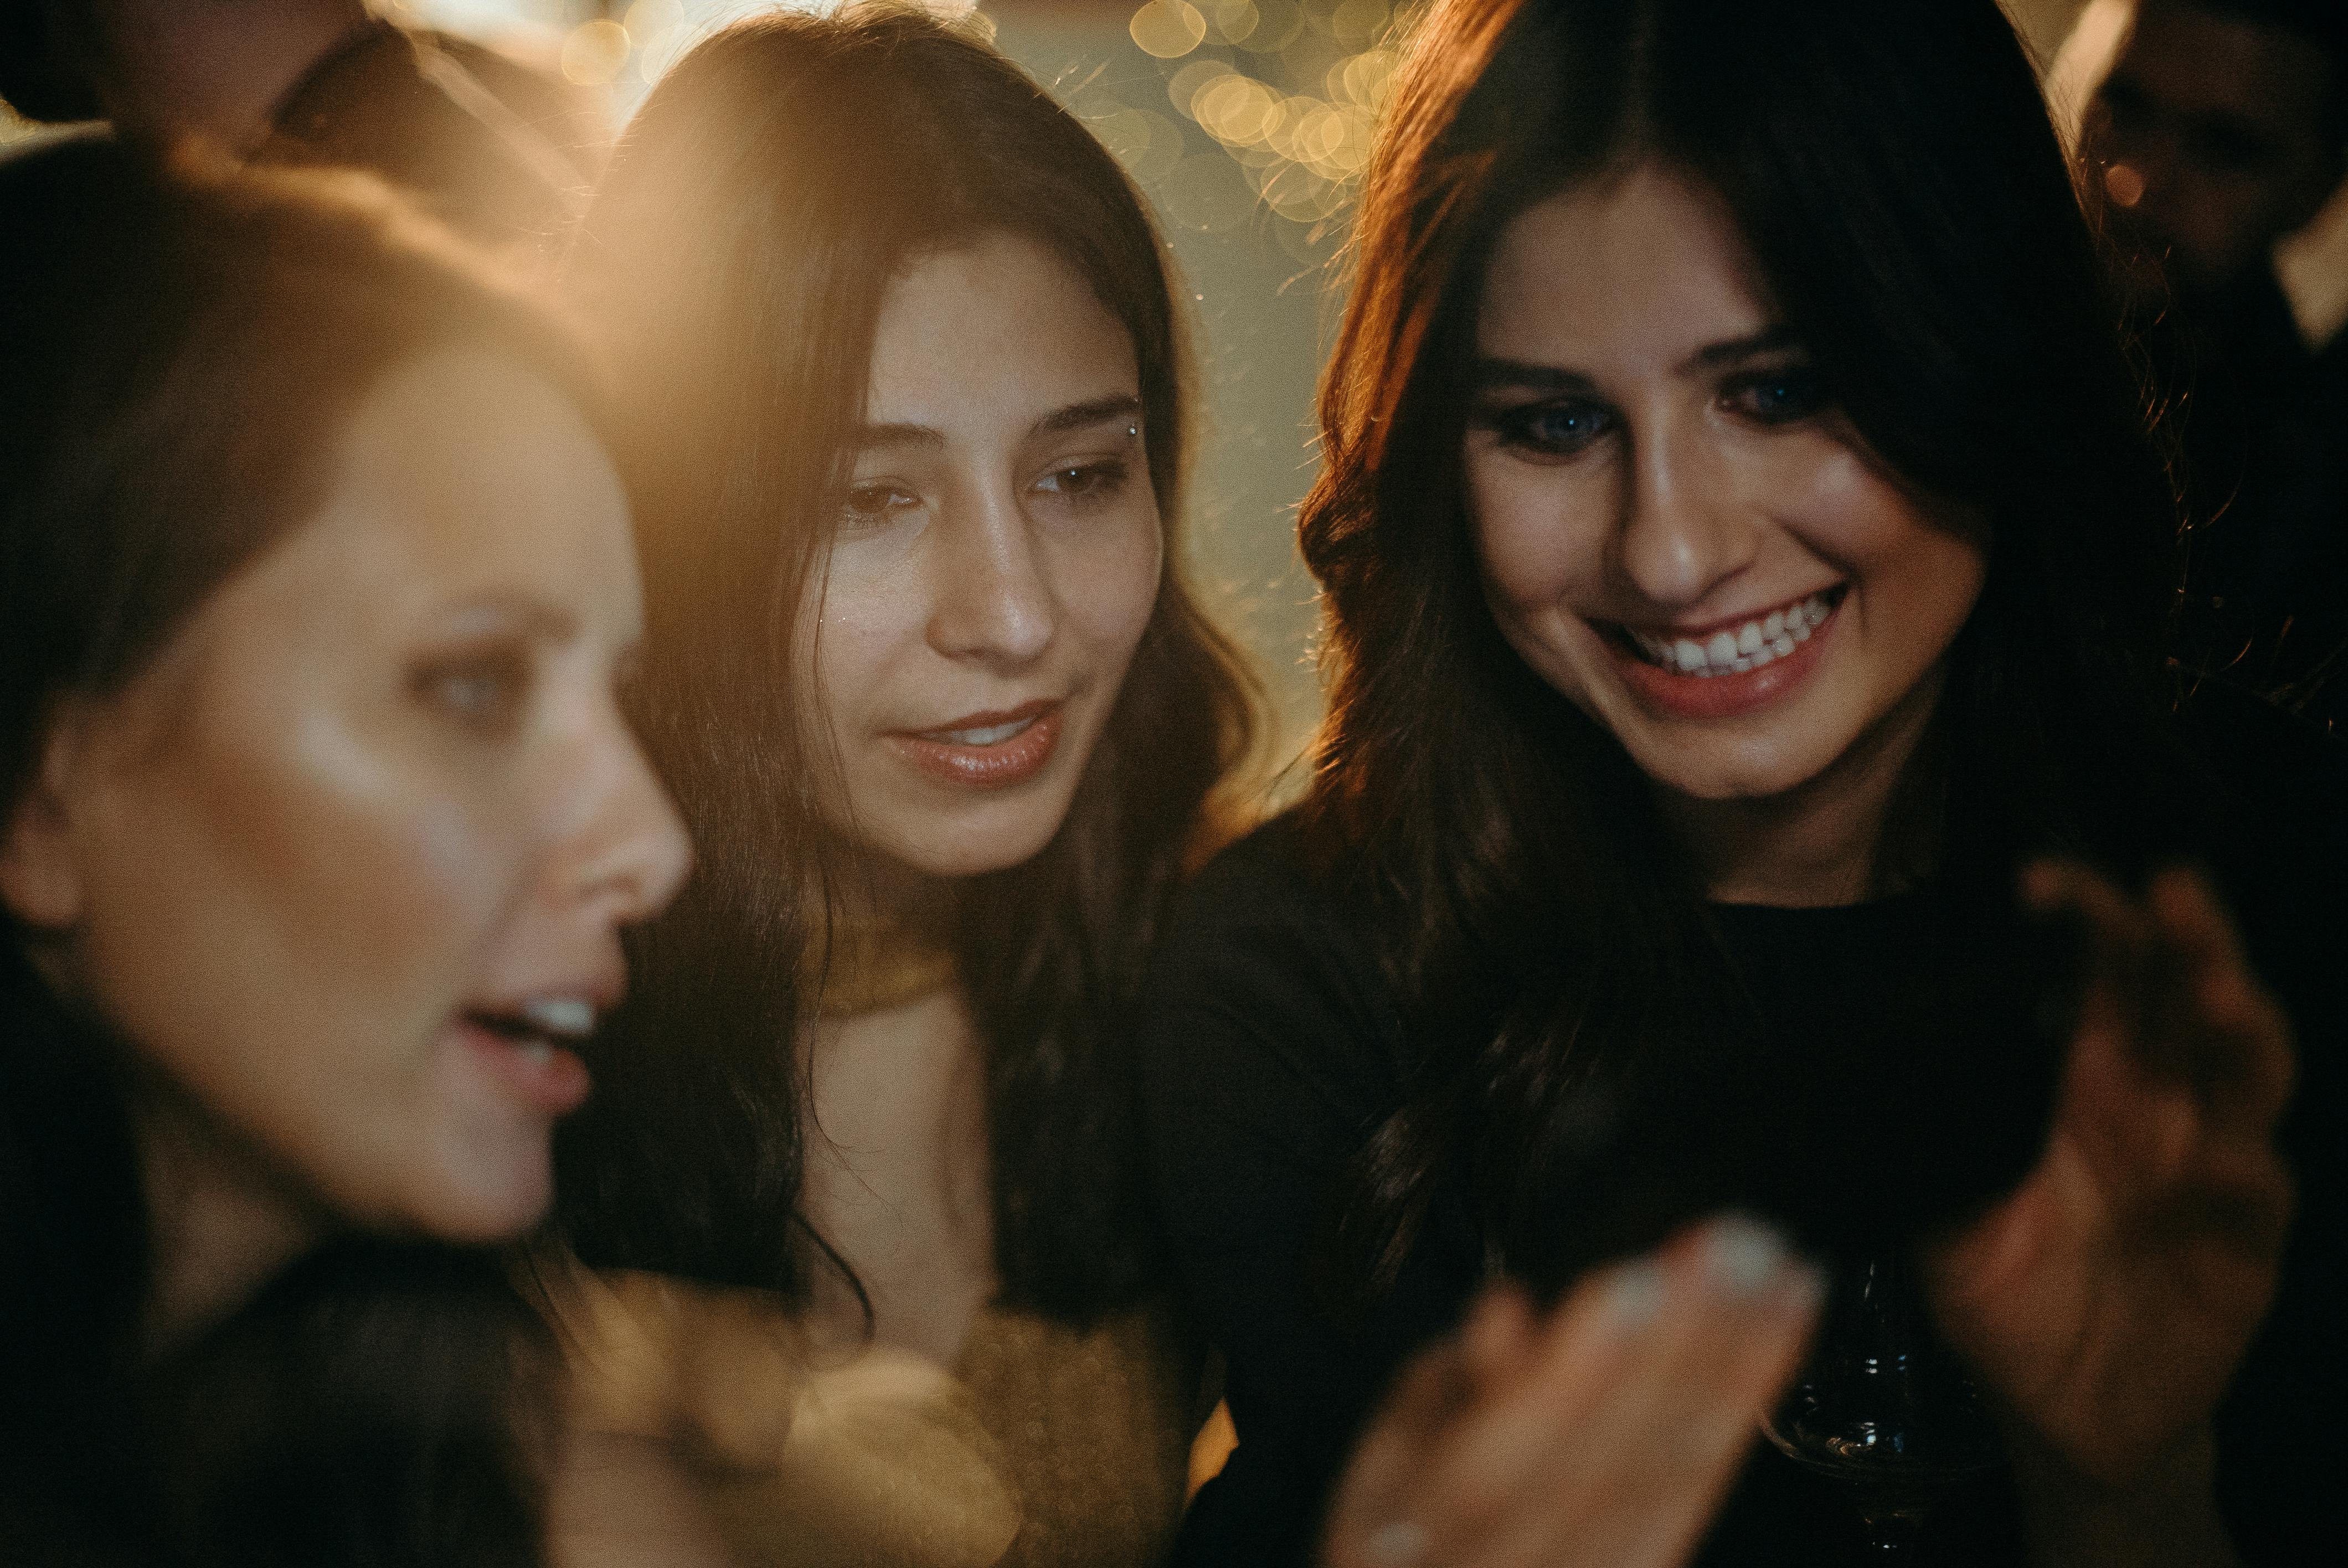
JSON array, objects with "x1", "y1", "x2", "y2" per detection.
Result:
[{"x1": 1618, "y1": 587, "x2": 1844, "y2": 678}]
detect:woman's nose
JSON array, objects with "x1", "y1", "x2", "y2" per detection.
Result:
[
  {"x1": 565, "y1": 715, "x2": 692, "y2": 930},
  {"x1": 1619, "y1": 419, "x2": 1762, "y2": 608},
  {"x1": 925, "y1": 483, "x2": 1055, "y2": 667}
]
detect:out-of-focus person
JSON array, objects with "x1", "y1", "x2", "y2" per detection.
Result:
[
  {"x1": 2076, "y1": 0, "x2": 2348, "y2": 714},
  {"x1": 0, "y1": 0, "x2": 605, "y2": 254},
  {"x1": 0, "y1": 138, "x2": 688, "y2": 1565}
]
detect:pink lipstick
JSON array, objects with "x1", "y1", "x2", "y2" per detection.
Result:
[{"x1": 887, "y1": 698, "x2": 1063, "y2": 788}]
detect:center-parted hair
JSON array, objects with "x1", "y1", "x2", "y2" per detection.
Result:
[
  {"x1": 553, "y1": 4, "x2": 1257, "y2": 1317},
  {"x1": 1300, "y1": 0, "x2": 2196, "y2": 1294}
]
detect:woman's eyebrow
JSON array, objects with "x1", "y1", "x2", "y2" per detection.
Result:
[
  {"x1": 1681, "y1": 324, "x2": 1800, "y2": 372},
  {"x1": 853, "y1": 421, "x2": 945, "y2": 451},
  {"x1": 1034, "y1": 393, "x2": 1143, "y2": 437},
  {"x1": 1470, "y1": 358, "x2": 1599, "y2": 393}
]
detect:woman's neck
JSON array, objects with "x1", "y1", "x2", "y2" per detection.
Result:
[
  {"x1": 1660, "y1": 674, "x2": 1947, "y2": 907},
  {"x1": 799, "y1": 984, "x2": 995, "y2": 1366},
  {"x1": 135, "y1": 1091, "x2": 327, "y2": 1359}
]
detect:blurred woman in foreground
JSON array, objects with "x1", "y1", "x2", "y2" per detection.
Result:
[
  {"x1": 1143, "y1": 0, "x2": 2335, "y2": 1563},
  {"x1": 0, "y1": 140, "x2": 688, "y2": 1565},
  {"x1": 545, "y1": 9, "x2": 1254, "y2": 1565}
]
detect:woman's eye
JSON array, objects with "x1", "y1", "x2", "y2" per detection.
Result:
[
  {"x1": 1723, "y1": 366, "x2": 1828, "y2": 425},
  {"x1": 1033, "y1": 459, "x2": 1129, "y2": 504},
  {"x1": 1483, "y1": 400, "x2": 1614, "y2": 459},
  {"x1": 838, "y1": 483, "x2": 919, "y2": 533},
  {"x1": 415, "y1": 649, "x2": 530, "y2": 734}
]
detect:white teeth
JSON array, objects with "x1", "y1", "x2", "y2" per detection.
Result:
[
  {"x1": 1625, "y1": 592, "x2": 1835, "y2": 679},
  {"x1": 519, "y1": 996, "x2": 596, "y2": 1040},
  {"x1": 935, "y1": 717, "x2": 1032, "y2": 746}
]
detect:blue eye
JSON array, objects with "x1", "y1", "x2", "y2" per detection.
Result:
[
  {"x1": 1724, "y1": 367, "x2": 1827, "y2": 425},
  {"x1": 1482, "y1": 399, "x2": 1614, "y2": 459}
]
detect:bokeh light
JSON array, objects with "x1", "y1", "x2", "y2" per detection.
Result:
[
  {"x1": 560, "y1": 18, "x2": 632, "y2": 86},
  {"x1": 1130, "y1": 1, "x2": 1209, "y2": 60}
]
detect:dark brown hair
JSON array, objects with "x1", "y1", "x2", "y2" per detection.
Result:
[
  {"x1": 1301, "y1": 0, "x2": 2192, "y2": 1293},
  {"x1": 553, "y1": 5, "x2": 1257, "y2": 1318},
  {"x1": 0, "y1": 136, "x2": 594, "y2": 1565}
]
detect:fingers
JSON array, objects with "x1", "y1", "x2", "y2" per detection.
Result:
[
  {"x1": 2022, "y1": 860, "x2": 2294, "y2": 1158},
  {"x1": 2141, "y1": 869, "x2": 2294, "y2": 1132},
  {"x1": 1325, "y1": 1216, "x2": 1822, "y2": 1568},
  {"x1": 1325, "y1": 1334, "x2": 1482, "y2": 1555}
]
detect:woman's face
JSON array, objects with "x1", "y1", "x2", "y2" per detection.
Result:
[
  {"x1": 802, "y1": 230, "x2": 1165, "y2": 880},
  {"x1": 4, "y1": 347, "x2": 692, "y2": 1244},
  {"x1": 1464, "y1": 164, "x2": 1987, "y2": 810}
]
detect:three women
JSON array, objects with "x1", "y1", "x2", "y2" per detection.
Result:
[{"x1": 9, "y1": 0, "x2": 2337, "y2": 1564}]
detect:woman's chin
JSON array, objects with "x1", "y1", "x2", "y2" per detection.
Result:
[{"x1": 1620, "y1": 724, "x2": 1848, "y2": 807}]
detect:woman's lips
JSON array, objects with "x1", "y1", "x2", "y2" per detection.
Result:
[
  {"x1": 454, "y1": 1018, "x2": 591, "y2": 1117},
  {"x1": 1609, "y1": 590, "x2": 1842, "y2": 720},
  {"x1": 885, "y1": 699, "x2": 1063, "y2": 788}
]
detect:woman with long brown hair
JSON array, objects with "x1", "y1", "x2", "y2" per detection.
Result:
[
  {"x1": 546, "y1": 9, "x2": 1255, "y2": 1564},
  {"x1": 0, "y1": 138, "x2": 688, "y2": 1565},
  {"x1": 1141, "y1": 0, "x2": 2336, "y2": 1562}
]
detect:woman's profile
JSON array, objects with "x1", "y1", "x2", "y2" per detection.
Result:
[{"x1": 0, "y1": 140, "x2": 688, "y2": 1564}]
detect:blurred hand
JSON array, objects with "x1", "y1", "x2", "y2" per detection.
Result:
[
  {"x1": 1322, "y1": 1216, "x2": 1821, "y2": 1568},
  {"x1": 1924, "y1": 863, "x2": 2295, "y2": 1492}
]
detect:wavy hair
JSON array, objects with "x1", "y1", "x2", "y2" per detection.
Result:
[
  {"x1": 552, "y1": 4, "x2": 1257, "y2": 1318},
  {"x1": 1300, "y1": 0, "x2": 2195, "y2": 1293}
]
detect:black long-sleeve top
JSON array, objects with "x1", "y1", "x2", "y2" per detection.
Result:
[{"x1": 1137, "y1": 694, "x2": 2347, "y2": 1567}]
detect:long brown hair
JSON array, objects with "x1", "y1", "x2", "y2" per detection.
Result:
[
  {"x1": 553, "y1": 5, "x2": 1257, "y2": 1318},
  {"x1": 1, "y1": 136, "x2": 588, "y2": 1566},
  {"x1": 1301, "y1": 0, "x2": 2193, "y2": 1295}
]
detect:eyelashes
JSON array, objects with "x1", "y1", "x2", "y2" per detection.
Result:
[
  {"x1": 834, "y1": 455, "x2": 1139, "y2": 534},
  {"x1": 1032, "y1": 457, "x2": 1132, "y2": 505},
  {"x1": 1474, "y1": 364, "x2": 1831, "y2": 462},
  {"x1": 1478, "y1": 400, "x2": 1615, "y2": 460}
]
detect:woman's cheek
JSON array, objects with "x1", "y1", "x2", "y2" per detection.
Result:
[
  {"x1": 1070, "y1": 511, "x2": 1165, "y2": 659},
  {"x1": 1471, "y1": 474, "x2": 1586, "y2": 621}
]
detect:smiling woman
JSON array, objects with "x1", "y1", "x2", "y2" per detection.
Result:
[
  {"x1": 807, "y1": 234, "x2": 1167, "y2": 882},
  {"x1": 545, "y1": 7, "x2": 1257, "y2": 1566},
  {"x1": 1461, "y1": 166, "x2": 1991, "y2": 900},
  {"x1": 1139, "y1": 1, "x2": 2342, "y2": 1565},
  {"x1": 0, "y1": 139, "x2": 687, "y2": 1565}
]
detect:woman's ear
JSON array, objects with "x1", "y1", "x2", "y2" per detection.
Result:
[{"x1": 0, "y1": 716, "x2": 89, "y2": 931}]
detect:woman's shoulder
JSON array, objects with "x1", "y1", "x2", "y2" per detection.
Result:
[
  {"x1": 1155, "y1": 811, "x2": 1398, "y2": 1036},
  {"x1": 1141, "y1": 808, "x2": 1412, "y2": 1132},
  {"x1": 1162, "y1": 809, "x2": 1373, "y2": 964}
]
